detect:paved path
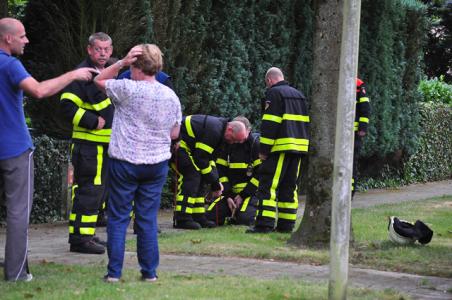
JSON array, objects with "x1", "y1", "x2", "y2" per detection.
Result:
[{"x1": 1, "y1": 179, "x2": 451, "y2": 299}]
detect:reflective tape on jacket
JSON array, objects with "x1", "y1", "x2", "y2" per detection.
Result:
[
  {"x1": 61, "y1": 92, "x2": 112, "y2": 111},
  {"x1": 185, "y1": 115, "x2": 195, "y2": 137},
  {"x1": 270, "y1": 137, "x2": 309, "y2": 152},
  {"x1": 195, "y1": 142, "x2": 214, "y2": 154},
  {"x1": 72, "y1": 126, "x2": 111, "y2": 143}
]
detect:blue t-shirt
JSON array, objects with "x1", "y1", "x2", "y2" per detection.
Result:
[{"x1": 0, "y1": 50, "x2": 32, "y2": 160}]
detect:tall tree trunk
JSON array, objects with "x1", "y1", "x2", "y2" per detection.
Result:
[
  {"x1": 289, "y1": 0, "x2": 343, "y2": 247},
  {"x1": 0, "y1": 0, "x2": 8, "y2": 18}
]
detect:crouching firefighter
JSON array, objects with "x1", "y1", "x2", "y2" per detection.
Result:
[
  {"x1": 206, "y1": 116, "x2": 261, "y2": 226},
  {"x1": 171, "y1": 115, "x2": 249, "y2": 230}
]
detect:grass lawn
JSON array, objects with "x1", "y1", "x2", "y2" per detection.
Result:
[
  {"x1": 129, "y1": 196, "x2": 452, "y2": 277},
  {"x1": 0, "y1": 262, "x2": 407, "y2": 300}
]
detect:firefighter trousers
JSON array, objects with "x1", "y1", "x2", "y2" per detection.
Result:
[
  {"x1": 255, "y1": 152, "x2": 301, "y2": 230},
  {"x1": 69, "y1": 143, "x2": 109, "y2": 245},
  {"x1": 172, "y1": 148, "x2": 210, "y2": 224},
  {"x1": 206, "y1": 195, "x2": 258, "y2": 226},
  {"x1": 352, "y1": 134, "x2": 363, "y2": 197}
]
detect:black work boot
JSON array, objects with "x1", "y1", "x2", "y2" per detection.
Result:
[
  {"x1": 245, "y1": 226, "x2": 273, "y2": 234},
  {"x1": 70, "y1": 240, "x2": 105, "y2": 254},
  {"x1": 92, "y1": 236, "x2": 107, "y2": 247},
  {"x1": 173, "y1": 219, "x2": 201, "y2": 230},
  {"x1": 194, "y1": 217, "x2": 217, "y2": 228}
]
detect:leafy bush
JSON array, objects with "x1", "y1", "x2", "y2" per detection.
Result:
[
  {"x1": 0, "y1": 134, "x2": 70, "y2": 224},
  {"x1": 418, "y1": 76, "x2": 452, "y2": 105},
  {"x1": 358, "y1": 102, "x2": 452, "y2": 190}
]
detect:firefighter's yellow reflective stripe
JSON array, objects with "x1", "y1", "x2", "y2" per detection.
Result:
[
  {"x1": 73, "y1": 132, "x2": 111, "y2": 143},
  {"x1": 260, "y1": 137, "x2": 275, "y2": 146},
  {"x1": 277, "y1": 201, "x2": 298, "y2": 209},
  {"x1": 81, "y1": 215, "x2": 98, "y2": 223},
  {"x1": 69, "y1": 213, "x2": 76, "y2": 221},
  {"x1": 72, "y1": 126, "x2": 111, "y2": 143},
  {"x1": 240, "y1": 197, "x2": 250, "y2": 212},
  {"x1": 94, "y1": 145, "x2": 103, "y2": 185},
  {"x1": 175, "y1": 205, "x2": 193, "y2": 213},
  {"x1": 185, "y1": 116, "x2": 195, "y2": 138},
  {"x1": 91, "y1": 98, "x2": 111, "y2": 111},
  {"x1": 200, "y1": 164, "x2": 212, "y2": 175},
  {"x1": 232, "y1": 186, "x2": 245, "y2": 194},
  {"x1": 216, "y1": 158, "x2": 228, "y2": 166},
  {"x1": 271, "y1": 138, "x2": 309, "y2": 152},
  {"x1": 282, "y1": 114, "x2": 310, "y2": 122},
  {"x1": 262, "y1": 114, "x2": 282, "y2": 123},
  {"x1": 71, "y1": 185, "x2": 77, "y2": 203},
  {"x1": 195, "y1": 197, "x2": 205, "y2": 203},
  {"x1": 232, "y1": 182, "x2": 246, "y2": 194},
  {"x1": 176, "y1": 195, "x2": 196, "y2": 204},
  {"x1": 252, "y1": 159, "x2": 261, "y2": 167},
  {"x1": 278, "y1": 212, "x2": 297, "y2": 220},
  {"x1": 219, "y1": 176, "x2": 229, "y2": 183},
  {"x1": 60, "y1": 92, "x2": 83, "y2": 106},
  {"x1": 359, "y1": 117, "x2": 369, "y2": 123},
  {"x1": 229, "y1": 162, "x2": 248, "y2": 169},
  {"x1": 73, "y1": 108, "x2": 85, "y2": 126},
  {"x1": 61, "y1": 93, "x2": 111, "y2": 111},
  {"x1": 178, "y1": 141, "x2": 201, "y2": 171},
  {"x1": 193, "y1": 207, "x2": 206, "y2": 213},
  {"x1": 359, "y1": 97, "x2": 370, "y2": 103},
  {"x1": 195, "y1": 142, "x2": 214, "y2": 154},
  {"x1": 272, "y1": 144, "x2": 308, "y2": 152},
  {"x1": 207, "y1": 197, "x2": 221, "y2": 211},
  {"x1": 354, "y1": 122, "x2": 359, "y2": 131},
  {"x1": 179, "y1": 140, "x2": 190, "y2": 152},
  {"x1": 233, "y1": 182, "x2": 247, "y2": 189},
  {"x1": 73, "y1": 126, "x2": 111, "y2": 136},
  {"x1": 274, "y1": 137, "x2": 309, "y2": 146},
  {"x1": 69, "y1": 226, "x2": 74, "y2": 233},
  {"x1": 79, "y1": 227, "x2": 95, "y2": 235},
  {"x1": 250, "y1": 177, "x2": 259, "y2": 187},
  {"x1": 262, "y1": 199, "x2": 277, "y2": 207},
  {"x1": 262, "y1": 210, "x2": 276, "y2": 218},
  {"x1": 270, "y1": 153, "x2": 285, "y2": 200}
]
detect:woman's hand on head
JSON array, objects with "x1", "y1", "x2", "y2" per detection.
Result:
[{"x1": 123, "y1": 45, "x2": 143, "y2": 66}]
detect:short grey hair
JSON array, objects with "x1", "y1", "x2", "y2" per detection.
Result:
[{"x1": 88, "y1": 32, "x2": 112, "y2": 46}]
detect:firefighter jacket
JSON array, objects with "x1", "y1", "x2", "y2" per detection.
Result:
[
  {"x1": 179, "y1": 115, "x2": 229, "y2": 190},
  {"x1": 355, "y1": 78, "x2": 371, "y2": 133},
  {"x1": 216, "y1": 132, "x2": 261, "y2": 199},
  {"x1": 260, "y1": 80, "x2": 310, "y2": 156},
  {"x1": 60, "y1": 58, "x2": 114, "y2": 144}
]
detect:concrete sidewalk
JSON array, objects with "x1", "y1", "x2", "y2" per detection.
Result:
[{"x1": 1, "y1": 179, "x2": 451, "y2": 299}]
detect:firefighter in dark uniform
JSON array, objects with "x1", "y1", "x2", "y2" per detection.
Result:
[
  {"x1": 206, "y1": 117, "x2": 261, "y2": 226},
  {"x1": 60, "y1": 32, "x2": 114, "y2": 254},
  {"x1": 247, "y1": 67, "x2": 310, "y2": 234},
  {"x1": 353, "y1": 78, "x2": 371, "y2": 196},
  {"x1": 172, "y1": 115, "x2": 249, "y2": 230}
]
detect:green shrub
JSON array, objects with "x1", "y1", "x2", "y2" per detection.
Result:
[
  {"x1": 359, "y1": 102, "x2": 452, "y2": 189},
  {"x1": 0, "y1": 134, "x2": 70, "y2": 224},
  {"x1": 418, "y1": 76, "x2": 452, "y2": 105},
  {"x1": 403, "y1": 103, "x2": 452, "y2": 182}
]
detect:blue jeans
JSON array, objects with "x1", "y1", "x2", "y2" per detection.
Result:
[{"x1": 106, "y1": 158, "x2": 168, "y2": 279}]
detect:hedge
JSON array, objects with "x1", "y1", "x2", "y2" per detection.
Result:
[
  {"x1": 358, "y1": 103, "x2": 452, "y2": 190},
  {"x1": 0, "y1": 133, "x2": 69, "y2": 224}
]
